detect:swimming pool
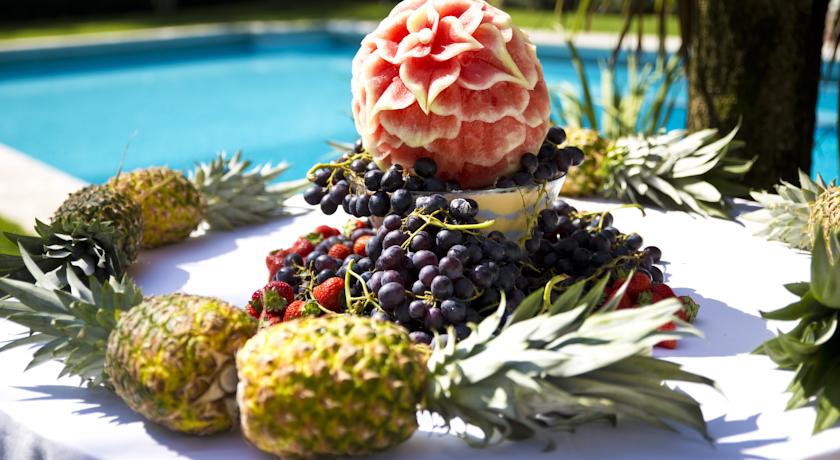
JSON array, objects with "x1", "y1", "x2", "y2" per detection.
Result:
[{"x1": 0, "y1": 27, "x2": 837, "y2": 184}]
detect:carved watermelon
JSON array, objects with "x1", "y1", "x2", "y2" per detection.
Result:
[{"x1": 351, "y1": 0, "x2": 551, "y2": 189}]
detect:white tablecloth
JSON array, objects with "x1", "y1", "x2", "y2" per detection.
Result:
[{"x1": 0, "y1": 198, "x2": 834, "y2": 460}]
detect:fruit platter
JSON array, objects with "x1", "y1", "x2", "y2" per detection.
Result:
[{"x1": 1, "y1": 1, "x2": 840, "y2": 459}]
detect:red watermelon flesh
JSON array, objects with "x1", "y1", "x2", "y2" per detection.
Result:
[{"x1": 351, "y1": 0, "x2": 551, "y2": 189}]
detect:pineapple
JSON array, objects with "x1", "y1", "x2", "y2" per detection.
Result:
[
  {"x1": 236, "y1": 280, "x2": 712, "y2": 458},
  {"x1": 0, "y1": 220, "x2": 127, "y2": 294},
  {"x1": 108, "y1": 167, "x2": 204, "y2": 248},
  {"x1": 108, "y1": 151, "x2": 307, "y2": 248},
  {"x1": 747, "y1": 171, "x2": 839, "y2": 251},
  {"x1": 756, "y1": 228, "x2": 840, "y2": 433},
  {"x1": 0, "y1": 253, "x2": 257, "y2": 435},
  {"x1": 561, "y1": 127, "x2": 750, "y2": 218},
  {"x1": 52, "y1": 184, "x2": 143, "y2": 264}
]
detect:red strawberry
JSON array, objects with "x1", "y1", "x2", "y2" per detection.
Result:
[
  {"x1": 283, "y1": 300, "x2": 322, "y2": 321},
  {"x1": 627, "y1": 272, "x2": 652, "y2": 298},
  {"x1": 678, "y1": 295, "x2": 700, "y2": 323},
  {"x1": 245, "y1": 302, "x2": 260, "y2": 318},
  {"x1": 610, "y1": 277, "x2": 626, "y2": 291},
  {"x1": 313, "y1": 277, "x2": 345, "y2": 312},
  {"x1": 605, "y1": 288, "x2": 633, "y2": 309},
  {"x1": 655, "y1": 321, "x2": 677, "y2": 349},
  {"x1": 636, "y1": 291, "x2": 653, "y2": 306},
  {"x1": 650, "y1": 283, "x2": 676, "y2": 300},
  {"x1": 262, "y1": 281, "x2": 294, "y2": 312},
  {"x1": 328, "y1": 244, "x2": 351, "y2": 260},
  {"x1": 265, "y1": 249, "x2": 287, "y2": 279},
  {"x1": 314, "y1": 225, "x2": 340, "y2": 238},
  {"x1": 354, "y1": 220, "x2": 368, "y2": 229},
  {"x1": 353, "y1": 235, "x2": 371, "y2": 256},
  {"x1": 289, "y1": 238, "x2": 315, "y2": 258},
  {"x1": 259, "y1": 309, "x2": 283, "y2": 328}
]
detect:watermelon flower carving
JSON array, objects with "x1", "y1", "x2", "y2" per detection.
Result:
[{"x1": 351, "y1": 0, "x2": 551, "y2": 189}]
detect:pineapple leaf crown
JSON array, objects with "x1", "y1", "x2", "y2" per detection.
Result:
[
  {"x1": 747, "y1": 170, "x2": 836, "y2": 250},
  {"x1": 425, "y1": 274, "x2": 712, "y2": 447},
  {"x1": 190, "y1": 151, "x2": 308, "y2": 231},
  {"x1": 605, "y1": 125, "x2": 750, "y2": 218},
  {"x1": 0, "y1": 219, "x2": 127, "y2": 296},
  {"x1": 756, "y1": 228, "x2": 840, "y2": 433},
  {"x1": 0, "y1": 248, "x2": 142, "y2": 387}
]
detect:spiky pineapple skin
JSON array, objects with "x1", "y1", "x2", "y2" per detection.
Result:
[
  {"x1": 108, "y1": 167, "x2": 204, "y2": 248},
  {"x1": 561, "y1": 127, "x2": 609, "y2": 197},
  {"x1": 105, "y1": 294, "x2": 256, "y2": 435},
  {"x1": 810, "y1": 187, "x2": 840, "y2": 247},
  {"x1": 52, "y1": 185, "x2": 144, "y2": 264},
  {"x1": 236, "y1": 315, "x2": 428, "y2": 458}
]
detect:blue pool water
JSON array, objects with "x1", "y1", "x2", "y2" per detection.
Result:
[{"x1": 0, "y1": 30, "x2": 837, "y2": 184}]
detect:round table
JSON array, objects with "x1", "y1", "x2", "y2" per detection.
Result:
[{"x1": 0, "y1": 197, "x2": 832, "y2": 460}]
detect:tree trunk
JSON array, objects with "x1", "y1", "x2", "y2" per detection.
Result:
[{"x1": 687, "y1": 0, "x2": 829, "y2": 189}]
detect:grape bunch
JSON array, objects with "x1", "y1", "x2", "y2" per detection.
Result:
[
  {"x1": 522, "y1": 199, "x2": 664, "y2": 288},
  {"x1": 302, "y1": 126, "x2": 583, "y2": 219},
  {"x1": 494, "y1": 126, "x2": 584, "y2": 188}
]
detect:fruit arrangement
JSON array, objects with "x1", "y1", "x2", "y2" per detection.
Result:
[
  {"x1": 0, "y1": 0, "x2": 720, "y2": 456},
  {"x1": 0, "y1": 151, "x2": 304, "y2": 293},
  {"x1": 756, "y1": 228, "x2": 840, "y2": 433},
  {"x1": 747, "y1": 170, "x2": 839, "y2": 251}
]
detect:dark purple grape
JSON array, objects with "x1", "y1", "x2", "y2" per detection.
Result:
[
  {"x1": 534, "y1": 164, "x2": 552, "y2": 181},
  {"x1": 453, "y1": 277, "x2": 475, "y2": 299},
  {"x1": 591, "y1": 251, "x2": 610, "y2": 267},
  {"x1": 305, "y1": 250, "x2": 322, "y2": 268},
  {"x1": 441, "y1": 299, "x2": 466, "y2": 323},
  {"x1": 354, "y1": 194, "x2": 371, "y2": 217},
  {"x1": 572, "y1": 247, "x2": 591, "y2": 266},
  {"x1": 366, "y1": 235, "x2": 382, "y2": 261},
  {"x1": 650, "y1": 266, "x2": 664, "y2": 283},
  {"x1": 538, "y1": 209, "x2": 560, "y2": 233},
  {"x1": 419, "y1": 265, "x2": 440, "y2": 287},
  {"x1": 381, "y1": 168, "x2": 404, "y2": 192},
  {"x1": 390, "y1": 189, "x2": 412, "y2": 215},
  {"x1": 316, "y1": 269, "x2": 337, "y2": 284},
  {"x1": 538, "y1": 143, "x2": 558, "y2": 162},
  {"x1": 439, "y1": 256, "x2": 463, "y2": 279},
  {"x1": 367, "y1": 271, "x2": 383, "y2": 293},
  {"x1": 353, "y1": 138, "x2": 364, "y2": 153},
  {"x1": 404, "y1": 175, "x2": 423, "y2": 191},
  {"x1": 497, "y1": 265, "x2": 516, "y2": 291},
  {"x1": 626, "y1": 233, "x2": 643, "y2": 251},
  {"x1": 519, "y1": 153, "x2": 539, "y2": 174},
  {"x1": 414, "y1": 157, "x2": 437, "y2": 178},
  {"x1": 422, "y1": 176, "x2": 447, "y2": 192},
  {"x1": 328, "y1": 180, "x2": 350, "y2": 203},
  {"x1": 412, "y1": 250, "x2": 438, "y2": 269},
  {"x1": 350, "y1": 158, "x2": 369, "y2": 173},
  {"x1": 454, "y1": 324, "x2": 471, "y2": 340},
  {"x1": 571, "y1": 229, "x2": 590, "y2": 244},
  {"x1": 409, "y1": 231, "x2": 433, "y2": 251},
  {"x1": 378, "y1": 246, "x2": 406, "y2": 270},
  {"x1": 551, "y1": 199, "x2": 571, "y2": 214},
  {"x1": 378, "y1": 282, "x2": 406, "y2": 309},
  {"x1": 284, "y1": 253, "x2": 304, "y2": 267},
  {"x1": 312, "y1": 168, "x2": 330, "y2": 187},
  {"x1": 640, "y1": 253, "x2": 654, "y2": 270},
  {"x1": 405, "y1": 215, "x2": 424, "y2": 232},
  {"x1": 512, "y1": 171, "x2": 533, "y2": 186},
  {"x1": 368, "y1": 191, "x2": 390, "y2": 217},
  {"x1": 467, "y1": 244, "x2": 483, "y2": 263},
  {"x1": 343, "y1": 195, "x2": 355, "y2": 215},
  {"x1": 565, "y1": 146, "x2": 585, "y2": 166},
  {"x1": 447, "y1": 245, "x2": 470, "y2": 263},
  {"x1": 303, "y1": 186, "x2": 325, "y2": 205},
  {"x1": 380, "y1": 270, "x2": 405, "y2": 286},
  {"x1": 272, "y1": 267, "x2": 296, "y2": 284},
  {"x1": 524, "y1": 238, "x2": 540, "y2": 254},
  {"x1": 482, "y1": 241, "x2": 505, "y2": 261},
  {"x1": 470, "y1": 264, "x2": 494, "y2": 289},
  {"x1": 315, "y1": 254, "x2": 339, "y2": 272},
  {"x1": 364, "y1": 170, "x2": 383, "y2": 191},
  {"x1": 477, "y1": 288, "x2": 500, "y2": 307},
  {"x1": 351, "y1": 228, "x2": 374, "y2": 241},
  {"x1": 320, "y1": 195, "x2": 338, "y2": 214},
  {"x1": 436, "y1": 230, "x2": 462, "y2": 252},
  {"x1": 409, "y1": 331, "x2": 433, "y2": 345},
  {"x1": 644, "y1": 246, "x2": 662, "y2": 264},
  {"x1": 425, "y1": 308, "x2": 444, "y2": 330},
  {"x1": 383, "y1": 214, "x2": 402, "y2": 231},
  {"x1": 431, "y1": 275, "x2": 454, "y2": 298},
  {"x1": 356, "y1": 257, "x2": 373, "y2": 272},
  {"x1": 370, "y1": 309, "x2": 389, "y2": 322},
  {"x1": 411, "y1": 280, "x2": 426, "y2": 296},
  {"x1": 547, "y1": 126, "x2": 566, "y2": 144},
  {"x1": 450, "y1": 198, "x2": 479, "y2": 221},
  {"x1": 383, "y1": 229, "x2": 408, "y2": 249},
  {"x1": 495, "y1": 177, "x2": 515, "y2": 188},
  {"x1": 589, "y1": 234, "x2": 611, "y2": 253},
  {"x1": 408, "y1": 300, "x2": 430, "y2": 320},
  {"x1": 502, "y1": 241, "x2": 521, "y2": 261},
  {"x1": 394, "y1": 301, "x2": 411, "y2": 322}
]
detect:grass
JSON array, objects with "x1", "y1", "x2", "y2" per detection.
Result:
[
  {"x1": 0, "y1": 1, "x2": 679, "y2": 40},
  {"x1": 0, "y1": 215, "x2": 27, "y2": 255}
]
